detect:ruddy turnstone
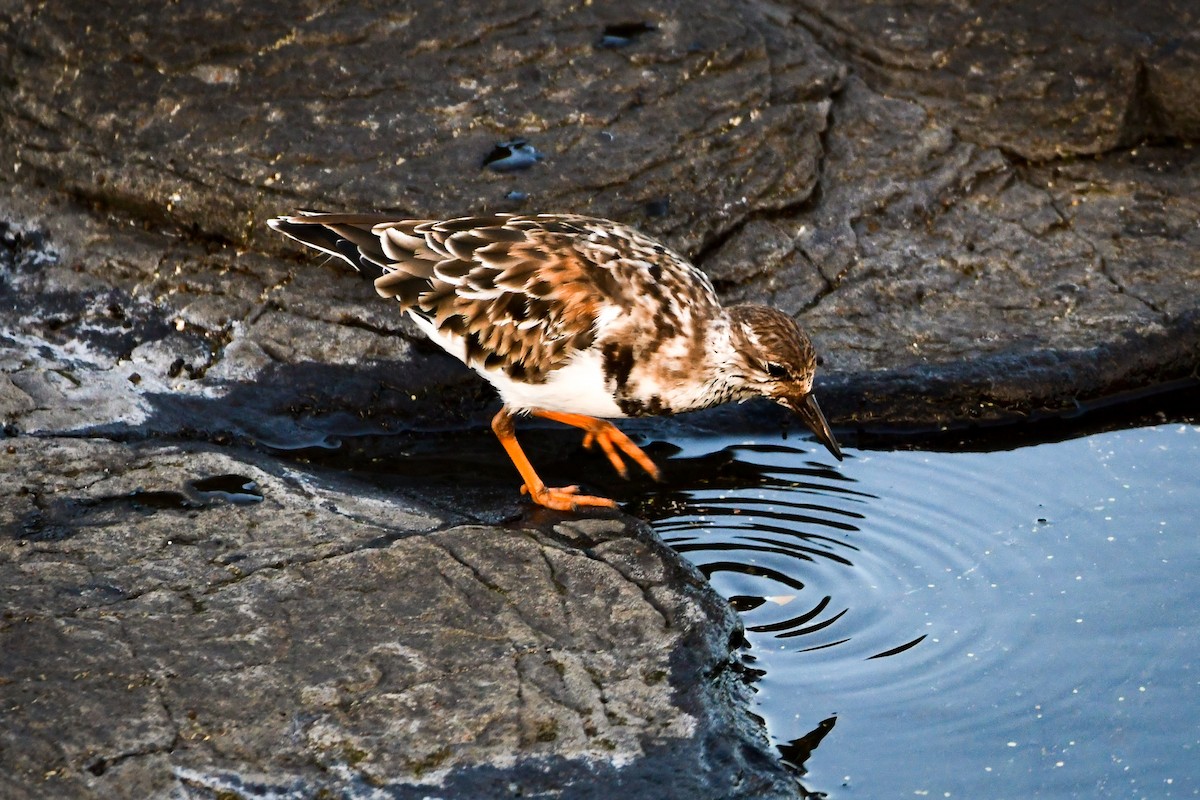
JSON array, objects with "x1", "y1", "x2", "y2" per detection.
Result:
[{"x1": 268, "y1": 212, "x2": 842, "y2": 511}]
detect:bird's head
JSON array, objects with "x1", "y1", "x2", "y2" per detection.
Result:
[{"x1": 729, "y1": 305, "x2": 842, "y2": 461}]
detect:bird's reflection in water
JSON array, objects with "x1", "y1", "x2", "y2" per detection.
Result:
[
  {"x1": 631, "y1": 438, "x2": 925, "y2": 788},
  {"x1": 632, "y1": 441, "x2": 875, "y2": 647}
]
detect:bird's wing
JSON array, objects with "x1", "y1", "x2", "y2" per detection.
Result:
[{"x1": 268, "y1": 212, "x2": 719, "y2": 382}]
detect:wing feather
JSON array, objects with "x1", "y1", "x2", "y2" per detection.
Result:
[{"x1": 267, "y1": 211, "x2": 716, "y2": 382}]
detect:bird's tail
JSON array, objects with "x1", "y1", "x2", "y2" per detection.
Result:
[{"x1": 267, "y1": 211, "x2": 395, "y2": 282}]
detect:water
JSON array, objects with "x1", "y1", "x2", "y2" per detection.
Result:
[{"x1": 634, "y1": 424, "x2": 1200, "y2": 798}]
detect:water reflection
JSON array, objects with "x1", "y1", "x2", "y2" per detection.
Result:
[
  {"x1": 636, "y1": 425, "x2": 1200, "y2": 799},
  {"x1": 277, "y1": 402, "x2": 1199, "y2": 797},
  {"x1": 633, "y1": 442, "x2": 932, "y2": 658},
  {"x1": 777, "y1": 715, "x2": 837, "y2": 776}
]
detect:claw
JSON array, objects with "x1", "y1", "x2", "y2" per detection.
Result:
[{"x1": 522, "y1": 483, "x2": 618, "y2": 511}]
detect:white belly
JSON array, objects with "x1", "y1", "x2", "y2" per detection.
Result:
[{"x1": 409, "y1": 313, "x2": 625, "y2": 418}]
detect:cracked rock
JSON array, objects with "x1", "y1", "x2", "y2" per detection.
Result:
[
  {"x1": 2, "y1": 0, "x2": 1197, "y2": 439},
  {"x1": 1, "y1": 439, "x2": 796, "y2": 799},
  {"x1": 710, "y1": 77, "x2": 1200, "y2": 427},
  {"x1": 790, "y1": 0, "x2": 1200, "y2": 160},
  {"x1": 3, "y1": 0, "x2": 1200, "y2": 797}
]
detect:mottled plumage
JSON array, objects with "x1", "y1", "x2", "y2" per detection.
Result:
[{"x1": 269, "y1": 211, "x2": 841, "y2": 510}]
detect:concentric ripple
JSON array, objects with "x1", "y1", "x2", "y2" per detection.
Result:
[
  {"x1": 637, "y1": 426, "x2": 1200, "y2": 798},
  {"x1": 638, "y1": 440, "x2": 1017, "y2": 686}
]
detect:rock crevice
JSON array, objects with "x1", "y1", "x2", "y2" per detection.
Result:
[{"x1": 3, "y1": 1, "x2": 1199, "y2": 796}]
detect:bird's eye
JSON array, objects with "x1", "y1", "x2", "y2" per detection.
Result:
[{"x1": 766, "y1": 362, "x2": 789, "y2": 380}]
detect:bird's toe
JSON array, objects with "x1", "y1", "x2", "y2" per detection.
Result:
[{"x1": 523, "y1": 483, "x2": 617, "y2": 511}]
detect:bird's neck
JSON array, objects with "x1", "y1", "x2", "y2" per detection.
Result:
[{"x1": 687, "y1": 313, "x2": 759, "y2": 411}]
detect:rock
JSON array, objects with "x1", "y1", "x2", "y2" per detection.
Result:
[
  {"x1": 707, "y1": 76, "x2": 1200, "y2": 426},
  {"x1": 0, "y1": 0, "x2": 842, "y2": 255},
  {"x1": 0, "y1": 200, "x2": 487, "y2": 446},
  {"x1": 3, "y1": 0, "x2": 1200, "y2": 796},
  {"x1": 3, "y1": 0, "x2": 1197, "y2": 437},
  {"x1": 1, "y1": 438, "x2": 796, "y2": 799},
  {"x1": 790, "y1": 0, "x2": 1200, "y2": 159}
]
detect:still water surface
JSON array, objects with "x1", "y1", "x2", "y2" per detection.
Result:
[{"x1": 632, "y1": 424, "x2": 1199, "y2": 798}]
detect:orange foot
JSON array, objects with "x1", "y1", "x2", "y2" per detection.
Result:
[
  {"x1": 532, "y1": 410, "x2": 662, "y2": 481},
  {"x1": 520, "y1": 483, "x2": 618, "y2": 512},
  {"x1": 492, "y1": 408, "x2": 621, "y2": 513}
]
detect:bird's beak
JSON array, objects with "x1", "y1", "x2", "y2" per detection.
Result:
[{"x1": 783, "y1": 393, "x2": 843, "y2": 461}]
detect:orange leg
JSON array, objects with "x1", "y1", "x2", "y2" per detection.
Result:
[
  {"x1": 491, "y1": 408, "x2": 617, "y2": 511},
  {"x1": 530, "y1": 409, "x2": 662, "y2": 481}
]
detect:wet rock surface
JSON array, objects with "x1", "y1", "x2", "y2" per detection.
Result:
[
  {"x1": 2, "y1": 439, "x2": 792, "y2": 799},
  {"x1": 2, "y1": 0, "x2": 1199, "y2": 796}
]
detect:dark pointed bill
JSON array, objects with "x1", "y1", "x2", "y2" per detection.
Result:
[{"x1": 785, "y1": 393, "x2": 843, "y2": 461}]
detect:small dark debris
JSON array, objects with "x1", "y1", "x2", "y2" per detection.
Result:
[
  {"x1": 644, "y1": 197, "x2": 671, "y2": 217},
  {"x1": 168, "y1": 357, "x2": 186, "y2": 378},
  {"x1": 482, "y1": 139, "x2": 544, "y2": 172},
  {"x1": 598, "y1": 21, "x2": 657, "y2": 48},
  {"x1": 128, "y1": 372, "x2": 142, "y2": 385}
]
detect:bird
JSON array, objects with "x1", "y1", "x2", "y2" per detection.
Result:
[{"x1": 268, "y1": 212, "x2": 842, "y2": 511}]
